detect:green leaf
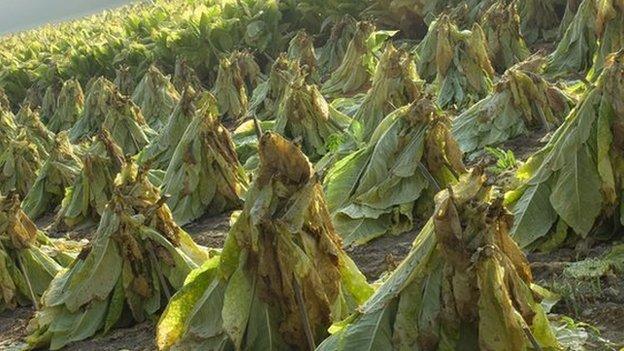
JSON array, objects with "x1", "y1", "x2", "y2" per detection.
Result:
[
  {"x1": 318, "y1": 302, "x2": 396, "y2": 351},
  {"x1": 157, "y1": 256, "x2": 221, "y2": 350},
  {"x1": 221, "y1": 255, "x2": 253, "y2": 349},
  {"x1": 510, "y1": 181, "x2": 558, "y2": 248},
  {"x1": 103, "y1": 277, "x2": 124, "y2": 333},
  {"x1": 549, "y1": 147, "x2": 602, "y2": 237},
  {"x1": 243, "y1": 292, "x2": 283, "y2": 350}
]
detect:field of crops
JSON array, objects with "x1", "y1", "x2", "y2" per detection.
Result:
[{"x1": 0, "y1": 0, "x2": 623, "y2": 350}]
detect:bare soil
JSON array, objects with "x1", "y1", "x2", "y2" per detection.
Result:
[
  {"x1": 346, "y1": 228, "x2": 417, "y2": 281},
  {"x1": 530, "y1": 242, "x2": 624, "y2": 348}
]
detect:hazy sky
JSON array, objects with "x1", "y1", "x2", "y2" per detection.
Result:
[{"x1": 0, "y1": 0, "x2": 135, "y2": 35}]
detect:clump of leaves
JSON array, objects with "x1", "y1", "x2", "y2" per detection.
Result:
[
  {"x1": 103, "y1": 91, "x2": 154, "y2": 156},
  {"x1": 325, "y1": 97, "x2": 465, "y2": 246},
  {"x1": 321, "y1": 21, "x2": 376, "y2": 96},
  {"x1": 507, "y1": 50, "x2": 624, "y2": 250},
  {"x1": 157, "y1": 132, "x2": 372, "y2": 351},
  {"x1": 287, "y1": 30, "x2": 318, "y2": 81},
  {"x1": 517, "y1": 0, "x2": 561, "y2": 44},
  {"x1": 39, "y1": 81, "x2": 62, "y2": 125},
  {"x1": 139, "y1": 87, "x2": 198, "y2": 170},
  {"x1": 47, "y1": 79, "x2": 84, "y2": 133},
  {"x1": 0, "y1": 88, "x2": 11, "y2": 111},
  {"x1": 590, "y1": 0, "x2": 624, "y2": 77},
  {"x1": 131, "y1": 65, "x2": 181, "y2": 130},
  {"x1": 416, "y1": 15, "x2": 494, "y2": 109},
  {"x1": 318, "y1": 169, "x2": 560, "y2": 351},
  {"x1": 212, "y1": 54, "x2": 249, "y2": 122},
  {"x1": 317, "y1": 15, "x2": 358, "y2": 79},
  {"x1": 15, "y1": 105, "x2": 54, "y2": 158},
  {"x1": 69, "y1": 77, "x2": 117, "y2": 143},
  {"x1": 0, "y1": 101, "x2": 18, "y2": 149},
  {"x1": 55, "y1": 132, "x2": 124, "y2": 229},
  {"x1": 275, "y1": 73, "x2": 352, "y2": 161},
  {"x1": 249, "y1": 54, "x2": 298, "y2": 121},
  {"x1": 481, "y1": 1, "x2": 530, "y2": 73},
  {"x1": 453, "y1": 59, "x2": 572, "y2": 153},
  {"x1": 21, "y1": 87, "x2": 44, "y2": 114},
  {"x1": 114, "y1": 66, "x2": 134, "y2": 96},
  {"x1": 355, "y1": 43, "x2": 422, "y2": 140},
  {"x1": 0, "y1": 132, "x2": 42, "y2": 197},
  {"x1": 161, "y1": 93, "x2": 248, "y2": 225},
  {"x1": 172, "y1": 57, "x2": 202, "y2": 93},
  {"x1": 414, "y1": 14, "x2": 446, "y2": 82},
  {"x1": 22, "y1": 132, "x2": 82, "y2": 219},
  {"x1": 484, "y1": 147, "x2": 517, "y2": 174},
  {"x1": 0, "y1": 192, "x2": 78, "y2": 312},
  {"x1": 26, "y1": 162, "x2": 210, "y2": 350},
  {"x1": 232, "y1": 50, "x2": 262, "y2": 92},
  {"x1": 547, "y1": 0, "x2": 624, "y2": 76}
]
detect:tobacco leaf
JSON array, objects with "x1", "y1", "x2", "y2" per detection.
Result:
[
  {"x1": 27, "y1": 162, "x2": 210, "y2": 350},
  {"x1": 157, "y1": 132, "x2": 372, "y2": 350},
  {"x1": 318, "y1": 170, "x2": 560, "y2": 351}
]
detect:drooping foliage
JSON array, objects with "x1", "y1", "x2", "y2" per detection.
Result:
[
  {"x1": 317, "y1": 15, "x2": 358, "y2": 79},
  {"x1": 139, "y1": 87, "x2": 198, "y2": 170},
  {"x1": 131, "y1": 65, "x2": 181, "y2": 130},
  {"x1": 47, "y1": 79, "x2": 84, "y2": 133},
  {"x1": 22, "y1": 132, "x2": 82, "y2": 219},
  {"x1": 558, "y1": 0, "x2": 582, "y2": 39},
  {"x1": 415, "y1": 15, "x2": 494, "y2": 109},
  {"x1": 26, "y1": 162, "x2": 210, "y2": 350},
  {"x1": 287, "y1": 30, "x2": 318, "y2": 81},
  {"x1": 172, "y1": 57, "x2": 203, "y2": 93},
  {"x1": 231, "y1": 50, "x2": 262, "y2": 92},
  {"x1": 321, "y1": 21, "x2": 376, "y2": 97},
  {"x1": 40, "y1": 81, "x2": 62, "y2": 125},
  {"x1": 452, "y1": 59, "x2": 573, "y2": 153},
  {"x1": 354, "y1": 44, "x2": 422, "y2": 140},
  {"x1": 325, "y1": 97, "x2": 465, "y2": 246},
  {"x1": 0, "y1": 101, "x2": 18, "y2": 150},
  {"x1": 161, "y1": 93, "x2": 248, "y2": 225},
  {"x1": 249, "y1": 54, "x2": 298, "y2": 121},
  {"x1": 69, "y1": 77, "x2": 118, "y2": 143},
  {"x1": 114, "y1": 66, "x2": 134, "y2": 96},
  {"x1": 15, "y1": 105, "x2": 54, "y2": 158},
  {"x1": 275, "y1": 74, "x2": 352, "y2": 161},
  {"x1": 517, "y1": 0, "x2": 561, "y2": 44},
  {"x1": 156, "y1": 132, "x2": 372, "y2": 351},
  {"x1": 547, "y1": 0, "x2": 624, "y2": 76},
  {"x1": 0, "y1": 132, "x2": 42, "y2": 198},
  {"x1": 55, "y1": 132, "x2": 124, "y2": 229},
  {"x1": 0, "y1": 192, "x2": 79, "y2": 312},
  {"x1": 212, "y1": 54, "x2": 250, "y2": 122},
  {"x1": 317, "y1": 170, "x2": 560, "y2": 351},
  {"x1": 102, "y1": 91, "x2": 154, "y2": 156},
  {"x1": 0, "y1": 88, "x2": 10, "y2": 111},
  {"x1": 507, "y1": 50, "x2": 624, "y2": 250},
  {"x1": 481, "y1": 1, "x2": 530, "y2": 73}
]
